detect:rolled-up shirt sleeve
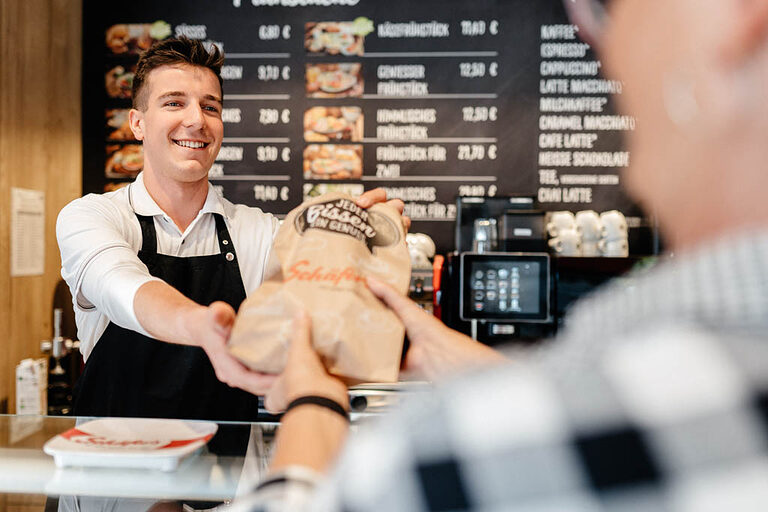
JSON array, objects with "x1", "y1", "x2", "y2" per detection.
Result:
[{"x1": 57, "y1": 196, "x2": 160, "y2": 336}]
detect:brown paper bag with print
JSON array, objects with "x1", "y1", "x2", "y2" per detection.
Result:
[{"x1": 229, "y1": 192, "x2": 411, "y2": 383}]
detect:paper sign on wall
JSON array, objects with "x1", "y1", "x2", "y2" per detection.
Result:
[{"x1": 11, "y1": 187, "x2": 45, "y2": 276}]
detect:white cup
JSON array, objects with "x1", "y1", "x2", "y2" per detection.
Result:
[
  {"x1": 548, "y1": 227, "x2": 582, "y2": 256},
  {"x1": 407, "y1": 233, "x2": 436, "y2": 269},
  {"x1": 546, "y1": 211, "x2": 575, "y2": 238},
  {"x1": 575, "y1": 210, "x2": 602, "y2": 242},
  {"x1": 406, "y1": 233, "x2": 436, "y2": 258},
  {"x1": 600, "y1": 210, "x2": 628, "y2": 241},
  {"x1": 599, "y1": 237, "x2": 629, "y2": 257}
]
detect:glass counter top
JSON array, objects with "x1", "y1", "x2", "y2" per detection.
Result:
[
  {"x1": 0, "y1": 385, "x2": 425, "y2": 510},
  {"x1": 0, "y1": 414, "x2": 277, "y2": 509}
]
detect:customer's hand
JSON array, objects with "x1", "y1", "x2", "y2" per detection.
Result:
[
  {"x1": 264, "y1": 311, "x2": 348, "y2": 414},
  {"x1": 356, "y1": 188, "x2": 411, "y2": 232},
  {"x1": 367, "y1": 277, "x2": 507, "y2": 380},
  {"x1": 196, "y1": 301, "x2": 278, "y2": 396}
]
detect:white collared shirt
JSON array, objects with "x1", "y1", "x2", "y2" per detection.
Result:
[{"x1": 56, "y1": 172, "x2": 279, "y2": 360}]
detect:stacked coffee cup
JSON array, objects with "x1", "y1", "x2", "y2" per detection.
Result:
[
  {"x1": 546, "y1": 210, "x2": 630, "y2": 257},
  {"x1": 575, "y1": 210, "x2": 602, "y2": 257},
  {"x1": 546, "y1": 211, "x2": 582, "y2": 256},
  {"x1": 599, "y1": 210, "x2": 629, "y2": 257}
]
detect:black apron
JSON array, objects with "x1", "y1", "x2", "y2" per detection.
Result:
[{"x1": 73, "y1": 212, "x2": 261, "y2": 452}]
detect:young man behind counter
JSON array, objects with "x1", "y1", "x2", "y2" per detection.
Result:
[{"x1": 57, "y1": 37, "x2": 402, "y2": 422}]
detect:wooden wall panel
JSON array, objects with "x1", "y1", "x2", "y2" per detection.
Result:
[
  {"x1": 0, "y1": 0, "x2": 9, "y2": 416},
  {"x1": 0, "y1": 0, "x2": 83, "y2": 413}
]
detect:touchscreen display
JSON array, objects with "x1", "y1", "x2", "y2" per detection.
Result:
[
  {"x1": 469, "y1": 261, "x2": 540, "y2": 315},
  {"x1": 460, "y1": 253, "x2": 550, "y2": 322}
]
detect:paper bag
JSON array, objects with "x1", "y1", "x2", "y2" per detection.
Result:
[{"x1": 229, "y1": 193, "x2": 410, "y2": 383}]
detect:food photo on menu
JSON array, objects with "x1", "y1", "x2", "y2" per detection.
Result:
[
  {"x1": 105, "y1": 21, "x2": 171, "y2": 54},
  {"x1": 303, "y1": 144, "x2": 363, "y2": 180},
  {"x1": 306, "y1": 63, "x2": 363, "y2": 98},
  {"x1": 106, "y1": 109, "x2": 135, "y2": 141},
  {"x1": 105, "y1": 144, "x2": 143, "y2": 179},
  {"x1": 304, "y1": 17, "x2": 374, "y2": 56},
  {"x1": 105, "y1": 65, "x2": 135, "y2": 99},
  {"x1": 304, "y1": 106, "x2": 363, "y2": 142}
]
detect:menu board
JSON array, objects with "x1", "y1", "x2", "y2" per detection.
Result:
[{"x1": 82, "y1": 0, "x2": 643, "y2": 253}]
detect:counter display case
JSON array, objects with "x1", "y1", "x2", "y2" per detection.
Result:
[
  {"x1": 0, "y1": 383, "x2": 425, "y2": 509},
  {"x1": 0, "y1": 414, "x2": 274, "y2": 509}
]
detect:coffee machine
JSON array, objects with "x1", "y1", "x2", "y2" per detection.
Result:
[{"x1": 438, "y1": 196, "x2": 643, "y2": 345}]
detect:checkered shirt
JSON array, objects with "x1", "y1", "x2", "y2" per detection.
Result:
[{"x1": 231, "y1": 229, "x2": 768, "y2": 512}]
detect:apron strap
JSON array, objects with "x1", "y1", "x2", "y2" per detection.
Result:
[
  {"x1": 135, "y1": 214, "x2": 158, "y2": 254},
  {"x1": 213, "y1": 213, "x2": 246, "y2": 291},
  {"x1": 134, "y1": 212, "x2": 245, "y2": 296}
]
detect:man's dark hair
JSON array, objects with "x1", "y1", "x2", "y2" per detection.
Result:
[{"x1": 132, "y1": 37, "x2": 224, "y2": 110}]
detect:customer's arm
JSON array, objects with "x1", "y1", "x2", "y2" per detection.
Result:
[
  {"x1": 224, "y1": 312, "x2": 350, "y2": 512},
  {"x1": 232, "y1": 292, "x2": 503, "y2": 510},
  {"x1": 263, "y1": 311, "x2": 350, "y2": 473},
  {"x1": 366, "y1": 276, "x2": 507, "y2": 380}
]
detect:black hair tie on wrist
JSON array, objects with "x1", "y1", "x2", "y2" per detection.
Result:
[{"x1": 285, "y1": 396, "x2": 350, "y2": 422}]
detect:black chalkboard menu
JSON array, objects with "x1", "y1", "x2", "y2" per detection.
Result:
[{"x1": 82, "y1": 0, "x2": 644, "y2": 253}]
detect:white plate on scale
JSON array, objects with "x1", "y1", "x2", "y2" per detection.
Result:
[{"x1": 44, "y1": 418, "x2": 218, "y2": 472}]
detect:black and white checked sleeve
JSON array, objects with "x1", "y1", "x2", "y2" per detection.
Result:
[{"x1": 234, "y1": 323, "x2": 768, "y2": 511}]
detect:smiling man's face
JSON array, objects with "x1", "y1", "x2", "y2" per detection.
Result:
[{"x1": 130, "y1": 64, "x2": 223, "y2": 186}]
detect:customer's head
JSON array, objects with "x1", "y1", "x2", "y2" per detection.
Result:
[
  {"x1": 132, "y1": 37, "x2": 224, "y2": 111},
  {"x1": 568, "y1": 0, "x2": 768, "y2": 249}
]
